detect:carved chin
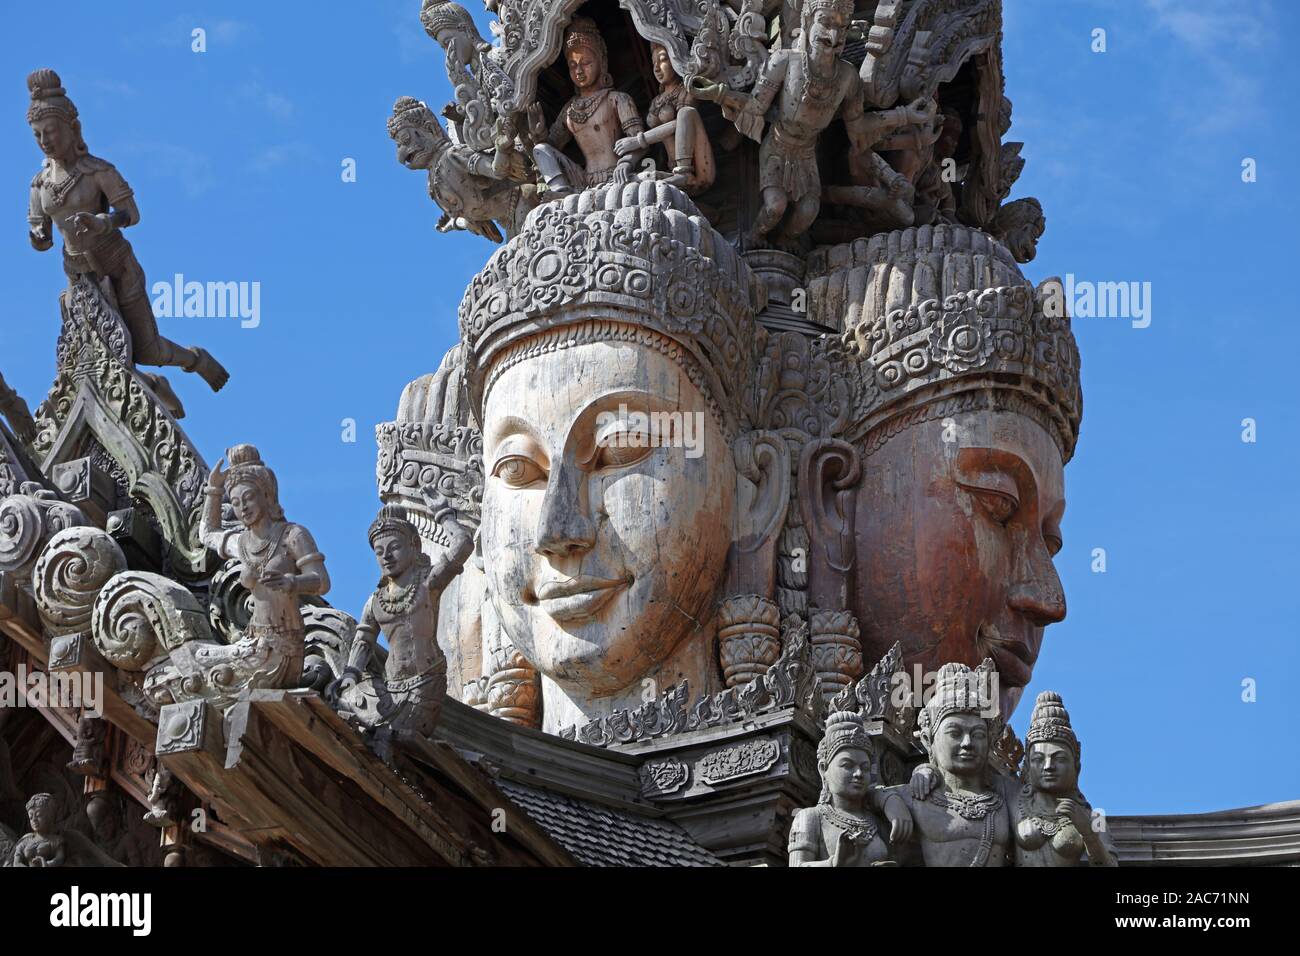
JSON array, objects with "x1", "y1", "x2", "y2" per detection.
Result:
[{"x1": 501, "y1": 569, "x2": 712, "y2": 696}]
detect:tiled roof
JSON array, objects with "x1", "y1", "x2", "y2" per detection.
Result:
[{"x1": 497, "y1": 779, "x2": 724, "y2": 867}]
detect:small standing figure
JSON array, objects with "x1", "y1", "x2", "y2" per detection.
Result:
[
  {"x1": 788, "y1": 711, "x2": 899, "y2": 866},
  {"x1": 1014, "y1": 691, "x2": 1116, "y2": 866},
  {"x1": 530, "y1": 17, "x2": 646, "y2": 195},
  {"x1": 614, "y1": 44, "x2": 715, "y2": 195},
  {"x1": 67, "y1": 713, "x2": 107, "y2": 777},
  {"x1": 194, "y1": 444, "x2": 331, "y2": 701},
  {"x1": 25, "y1": 69, "x2": 229, "y2": 415},
  {"x1": 141, "y1": 765, "x2": 178, "y2": 828},
  {"x1": 693, "y1": 0, "x2": 870, "y2": 246},
  {"x1": 331, "y1": 494, "x2": 473, "y2": 749}
]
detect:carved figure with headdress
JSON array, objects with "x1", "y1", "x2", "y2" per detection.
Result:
[
  {"x1": 788, "y1": 710, "x2": 898, "y2": 866},
  {"x1": 692, "y1": 0, "x2": 870, "y2": 247},
  {"x1": 1013, "y1": 691, "x2": 1116, "y2": 866},
  {"x1": 25, "y1": 68, "x2": 229, "y2": 416},
  {"x1": 329, "y1": 494, "x2": 472, "y2": 746},
  {"x1": 529, "y1": 17, "x2": 646, "y2": 195},
  {"x1": 389, "y1": 96, "x2": 536, "y2": 243}
]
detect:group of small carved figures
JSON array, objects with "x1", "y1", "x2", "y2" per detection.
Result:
[
  {"x1": 396, "y1": 0, "x2": 1042, "y2": 257},
  {"x1": 794, "y1": 665, "x2": 1115, "y2": 867},
  {"x1": 0, "y1": 0, "x2": 1097, "y2": 867}
]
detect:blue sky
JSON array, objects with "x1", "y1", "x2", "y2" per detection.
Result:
[{"x1": 1, "y1": 1, "x2": 1296, "y2": 815}]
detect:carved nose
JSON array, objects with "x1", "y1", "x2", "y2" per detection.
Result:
[
  {"x1": 534, "y1": 464, "x2": 596, "y2": 559},
  {"x1": 1007, "y1": 566, "x2": 1066, "y2": 626}
]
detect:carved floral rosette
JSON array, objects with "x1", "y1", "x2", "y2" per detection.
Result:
[{"x1": 30, "y1": 279, "x2": 210, "y2": 574}]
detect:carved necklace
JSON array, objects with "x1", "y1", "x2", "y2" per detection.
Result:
[
  {"x1": 241, "y1": 522, "x2": 288, "y2": 579},
  {"x1": 566, "y1": 88, "x2": 611, "y2": 126},
  {"x1": 927, "y1": 785, "x2": 1004, "y2": 866},
  {"x1": 45, "y1": 165, "x2": 84, "y2": 209},
  {"x1": 1018, "y1": 785, "x2": 1069, "y2": 836},
  {"x1": 818, "y1": 803, "x2": 878, "y2": 846},
  {"x1": 928, "y1": 787, "x2": 1003, "y2": 820},
  {"x1": 377, "y1": 559, "x2": 430, "y2": 617},
  {"x1": 797, "y1": 54, "x2": 837, "y2": 107}
]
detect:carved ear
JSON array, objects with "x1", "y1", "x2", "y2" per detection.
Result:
[
  {"x1": 727, "y1": 430, "x2": 791, "y2": 598},
  {"x1": 797, "y1": 438, "x2": 860, "y2": 609},
  {"x1": 732, "y1": 430, "x2": 791, "y2": 551}
]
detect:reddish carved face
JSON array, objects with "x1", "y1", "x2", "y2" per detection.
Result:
[{"x1": 849, "y1": 406, "x2": 1066, "y2": 718}]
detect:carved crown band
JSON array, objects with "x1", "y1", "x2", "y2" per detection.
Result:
[{"x1": 460, "y1": 181, "x2": 767, "y2": 436}]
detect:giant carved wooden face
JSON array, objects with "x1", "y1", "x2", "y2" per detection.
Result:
[
  {"x1": 480, "y1": 338, "x2": 736, "y2": 697},
  {"x1": 847, "y1": 404, "x2": 1066, "y2": 718}
]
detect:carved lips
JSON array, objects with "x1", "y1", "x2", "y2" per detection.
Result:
[
  {"x1": 977, "y1": 623, "x2": 1037, "y2": 690},
  {"x1": 533, "y1": 574, "x2": 631, "y2": 624}
]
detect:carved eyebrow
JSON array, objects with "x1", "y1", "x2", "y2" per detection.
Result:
[{"x1": 955, "y1": 448, "x2": 1037, "y2": 503}]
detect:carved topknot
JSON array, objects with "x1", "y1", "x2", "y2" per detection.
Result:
[
  {"x1": 1024, "y1": 689, "x2": 1080, "y2": 763},
  {"x1": 27, "y1": 68, "x2": 65, "y2": 98},
  {"x1": 26, "y1": 68, "x2": 78, "y2": 124}
]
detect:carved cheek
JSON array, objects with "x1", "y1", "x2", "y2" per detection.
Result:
[{"x1": 481, "y1": 483, "x2": 541, "y2": 608}]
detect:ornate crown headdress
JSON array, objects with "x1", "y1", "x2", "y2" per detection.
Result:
[
  {"x1": 1023, "y1": 690, "x2": 1080, "y2": 766},
  {"x1": 459, "y1": 181, "x2": 767, "y2": 438},
  {"x1": 387, "y1": 96, "x2": 446, "y2": 140},
  {"x1": 419, "y1": 0, "x2": 481, "y2": 41},
  {"x1": 916, "y1": 660, "x2": 1000, "y2": 752},
  {"x1": 817, "y1": 709, "x2": 873, "y2": 766},
  {"x1": 368, "y1": 503, "x2": 421, "y2": 548},
  {"x1": 224, "y1": 444, "x2": 285, "y2": 521},
  {"x1": 806, "y1": 225, "x2": 1081, "y2": 461},
  {"x1": 564, "y1": 16, "x2": 608, "y2": 63},
  {"x1": 803, "y1": 0, "x2": 855, "y2": 21}
]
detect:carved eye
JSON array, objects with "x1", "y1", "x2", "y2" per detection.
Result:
[
  {"x1": 963, "y1": 487, "x2": 1018, "y2": 526},
  {"x1": 596, "y1": 432, "x2": 654, "y2": 470},
  {"x1": 492, "y1": 456, "x2": 544, "y2": 488}
]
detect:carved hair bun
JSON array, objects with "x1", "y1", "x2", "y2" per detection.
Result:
[{"x1": 27, "y1": 68, "x2": 66, "y2": 99}]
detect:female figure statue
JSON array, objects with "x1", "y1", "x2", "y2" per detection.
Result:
[
  {"x1": 614, "y1": 44, "x2": 715, "y2": 195},
  {"x1": 10, "y1": 792, "x2": 121, "y2": 867},
  {"x1": 25, "y1": 69, "x2": 229, "y2": 415},
  {"x1": 788, "y1": 711, "x2": 895, "y2": 866},
  {"x1": 195, "y1": 444, "x2": 330, "y2": 700},
  {"x1": 530, "y1": 17, "x2": 646, "y2": 194},
  {"x1": 1013, "y1": 691, "x2": 1116, "y2": 866}
]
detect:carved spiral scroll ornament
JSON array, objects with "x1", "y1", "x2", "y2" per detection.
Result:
[
  {"x1": 0, "y1": 493, "x2": 43, "y2": 573},
  {"x1": 33, "y1": 526, "x2": 127, "y2": 636},
  {"x1": 92, "y1": 571, "x2": 213, "y2": 671},
  {"x1": 208, "y1": 558, "x2": 254, "y2": 642}
]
